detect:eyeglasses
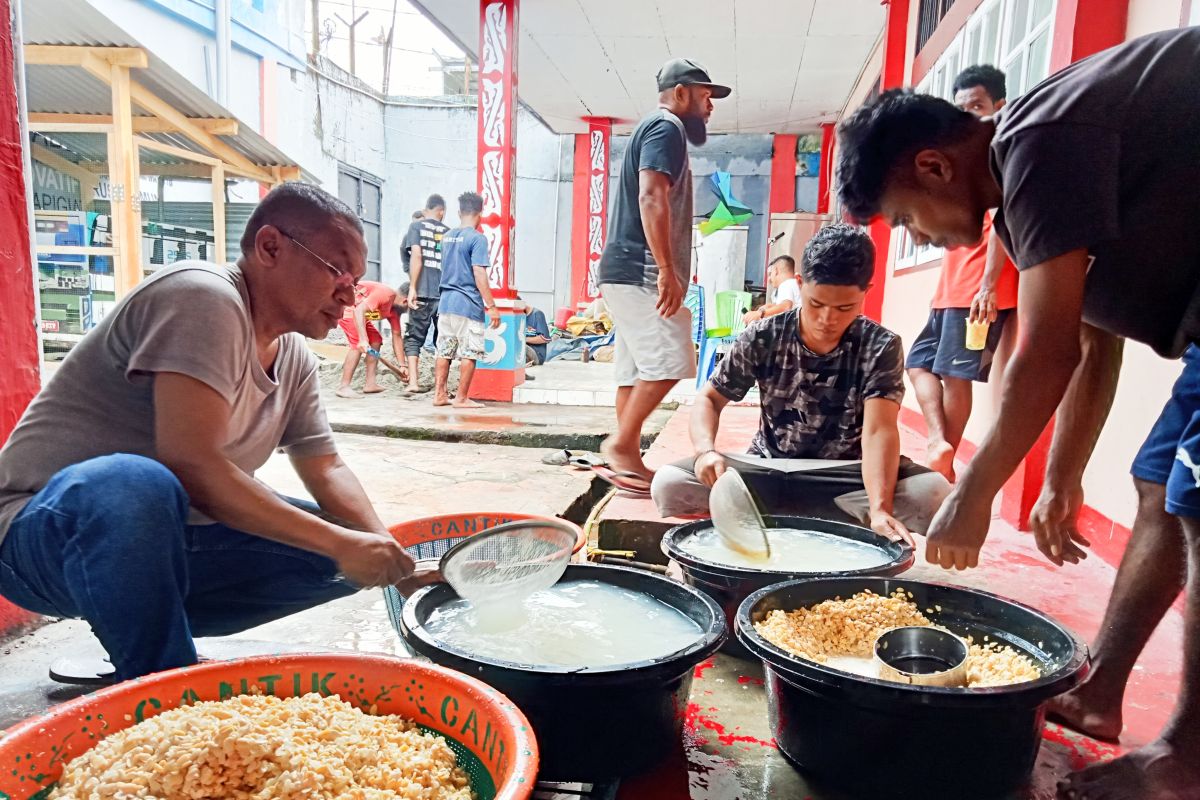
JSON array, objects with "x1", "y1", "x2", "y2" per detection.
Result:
[{"x1": 278, "y1": 229, "x2": 358, "y2": 288}]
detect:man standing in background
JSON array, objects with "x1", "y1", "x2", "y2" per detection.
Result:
[
  {"x1": 402, "y1": 194, "x2": 448, "y2": 394},
  {"x1": 905, "y1": 65, "x2": 1019, "y2": 482},
  {"x1": 596, "y1": 58, "x2": 730, "y2": 493}
]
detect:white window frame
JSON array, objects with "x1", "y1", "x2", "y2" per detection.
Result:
[{"x1": 999, "y1": 0, "x2": 1056, "y2": 97}]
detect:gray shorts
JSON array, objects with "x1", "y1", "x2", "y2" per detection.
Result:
[
  {"x1": 601, "y1": 283, "x2": 696, "y2": 387},
  {"x1": 436, "y1": 313, "x2": 485, "y2": 362}
]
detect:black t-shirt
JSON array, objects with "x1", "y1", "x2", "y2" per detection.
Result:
[
  {"x1": 990, "y1": 27, "x2": 1200, "y2": 357},
  {"x1": 402, "y1": 217, "x2": 450, "y2": 299},
  {"x1": 598, "y1": 110, "x2": 692, "y2": 288}
]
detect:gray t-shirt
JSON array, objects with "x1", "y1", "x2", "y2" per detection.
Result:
[
  {"x1": 990, "y1": 27, "x2": 1200, "y2": 358},
  {"x1": 0, "y1": 262, "x2": 336, "y2": 543},
  {"x1": 598, "y1": 109, "x2": 693, "y2": 289}
]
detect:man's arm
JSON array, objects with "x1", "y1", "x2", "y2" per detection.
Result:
[
  {"x1": 1029, "y1": 323, "x2": 1124, "y2": 565},
  {"x1": 690, "y1": 384, "x2": 733, "y2": 486},
  {"x1": 861, "y1": 398, "x2": 912, "y2": 544},
  {"x1": 472, "y1": 265, "x2": 502, "y2": 328},
  {"x1": 970, "y1": 228, "x2": 1008, "y2": 324},
  {"x1": 638, "y1": 169, "x2": 683, "y2": 317},
  {"x1": 153, "y1": 372, "x2": 415, "y2": 588},
  {"x1": 353, "y1": 302, "x2": 370, "y2": 352},
  {"x1": 408, "y1": 246, "x2": 423, "y2": 307},
  {"x1": 744, "y1": 299, "x2": 795, "y2": 323},
  {"x1": 290, "y1": 451, "x2": 387, "y2": 533},
  {"x1": 926, "y1": 247, "x2": 1091, "y2": 570}
]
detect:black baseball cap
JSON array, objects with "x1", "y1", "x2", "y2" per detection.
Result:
[{"x1": 656, "y1": 58, "x2": 731, "y2": 98}]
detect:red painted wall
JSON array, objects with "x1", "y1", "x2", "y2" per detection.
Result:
[
  {"x1": 768, "y1": 134, "x2": 797, "y2": 215},
  {"x1": 569, "y1": 131, "x2": 590, "y2": 309},
  {"x1": 0, "y1": 0, "x2": 43, "y2": 635}
]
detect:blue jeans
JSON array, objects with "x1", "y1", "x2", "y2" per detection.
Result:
[
  {"x1": 0, "y1": 454, "x2": 357, "y2": 680},
  {"x1": 1132, "y1": 345, "x2": 1200, "y2": 517}
]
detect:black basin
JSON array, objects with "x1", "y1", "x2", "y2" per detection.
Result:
[
  {"x1": 662, "y1": 516, "x2": 914, "y2": 657},
  {"x1": 736, "y1": 577, "x2": 1089, "y2": 800},
  {"x1": 400, "y1": 563, "x2": 725, "y2": 781}
]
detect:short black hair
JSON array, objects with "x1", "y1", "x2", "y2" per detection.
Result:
[
  {"x1": 426, "y1": 193, "x2": 446, "y2": 210},
  {"x1": 952, "y1": 64, "x2": 1006, "y2": 102},
  {"x1": 240, "y1": 181, "x2": 361, "y2": 254},
  {"x1": 398, "y1": 280, "x2": 410, "y2": 297},
  {"x1": 412, "y1": 209, "x2": 423, "y2": 220},
  {"x1": 836, "y1": 89, "x2": 975, "y2": 223},
  {"x1": 769, "y1": 255, "x2": 796, "y2": 273},
  {"x1": 458, "y1": 191, "x2": 484, "y2": 215},
  {"x1": 800, "y1": 223, "x2": 875, "y2": 290}
]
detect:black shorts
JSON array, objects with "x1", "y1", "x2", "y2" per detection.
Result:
[
  {"x1": 404, "y1": 298, "x2": 439, "y2": 357},
  {"x1": 905, "y1": 307, "x2": 1011, "y2": 382}
]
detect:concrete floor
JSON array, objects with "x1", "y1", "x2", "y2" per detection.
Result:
[{"x1": 0, "y1": 409, "x2": 1183, "y2": 800}]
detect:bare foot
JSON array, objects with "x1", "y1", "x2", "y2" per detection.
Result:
[
  {"x1": 432, "y1": 395, "x2": 452, "y2": 407},
  {"x1": 335, "y1": 387, "x2": 360, "y2": 399},
  {"x1": 452, "y1": 398, "x2": 485, "y2": 409},
  {"x1": 363, "y1": 385, "x2": 385, "y2": 394},
  {"x1": 600, "y1": 435, "x2": 654, "y2": 483},
  {"x1": 1047, "y1": 684, "x2": 1124, "y2": 742},
  {"x1": 1058, "y1": 737, "x2": 1200, "y2": 799},
  {"x1": 925, "y1": 440, "x2": 956, "y2": 482}
]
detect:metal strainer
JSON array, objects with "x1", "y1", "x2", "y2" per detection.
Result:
[
  {"x1": 438, "y1": 518, "x2": 578, "y2": 605},
  {"x1": 708, "y1": 468, "x2": 771, "y2": 559}
]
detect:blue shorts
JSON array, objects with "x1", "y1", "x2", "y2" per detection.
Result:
[
  {"x1": 905, "y1": 308, "x2": 1012, "y2": 382},
  {"x1": 1131, "y1": 345, "x2": 1200, "y2": 517}
]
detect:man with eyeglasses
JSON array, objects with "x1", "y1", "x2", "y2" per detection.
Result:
[{"x1": 0, "y1": 182, "x2": 432, "y2": 684}]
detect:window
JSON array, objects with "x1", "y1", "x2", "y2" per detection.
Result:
[
  {"x1": 917, "y1": 0, "x2": 957, "y2": 54},
  {"x1": 337, "y1": 165, "x2": 382, "y2": 282},
  {"x1": 1000, "y1": 0, "x2": 1055, "y2": 96}
]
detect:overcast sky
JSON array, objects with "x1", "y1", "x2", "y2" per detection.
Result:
[{"x1": 312, "y1": 0, "x2": 467, "y2": 95}]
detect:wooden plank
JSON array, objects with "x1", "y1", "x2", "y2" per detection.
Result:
[
  {"x1": 107, "y1": 62, "x2": 142, "y2": 298},
  {"x1": 29, "y1": 121, "x2": 112, "y2": 133},
  {"x1": 133, "y1": 135, "x2": 220, "y2": 166},
  {"x1": 212, "y1": 164, "x2": 227, "y2": 264},
  {"x1": 30, "y1": 144, "x2": 98, "y2": 207},
  {"x1": 29, "y1": 112, "x2": 238, "y2": 135},
  {"x1": 36, "y1": 245, "x2": 116, "y2": 256},
  {"x1": 25, "y1": 45, "x2": 148, "y2": 68}
]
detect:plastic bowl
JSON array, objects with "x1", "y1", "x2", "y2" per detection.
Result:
[
  {"x1": 0, "y1": 653, "x2": 538, "y2": 800},
  {"x1": 662, "y1": 515, "x2": 914, "y2": 657},
  {"x1": 736, "y1": 577, "x2": 1089, "y2": 799},
  {"x1": 400, "y1": 563, "x2": 726, "y2": 781}
]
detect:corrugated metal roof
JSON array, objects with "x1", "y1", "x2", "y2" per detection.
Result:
[{"x1": 22, "y1": 0, "x2": 309, "y2": 175}]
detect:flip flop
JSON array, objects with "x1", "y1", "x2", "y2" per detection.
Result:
[
  {"x1": 568, "y1": 452, "x2": 607, "y2": 469},
  {"x1": 592, "y1": 466, "x2": 652, "y2": 495}
]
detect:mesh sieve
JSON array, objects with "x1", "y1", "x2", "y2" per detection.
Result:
[{"x1": 439, "y1": 518, "x2": 578, "y2": 606}]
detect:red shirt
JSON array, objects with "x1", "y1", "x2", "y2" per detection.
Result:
[
  {"x1": 931, "y1": 213, "x2": 1019, "y2": 310},
  {"x1": 342, "y1": 281, "x2": 400, "y2": 323}
]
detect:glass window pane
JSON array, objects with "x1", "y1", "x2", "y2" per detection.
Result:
[
  {"x1": 1008, "y1": 0, "x2": 1031, "y2": 51},
  {"x1": 967, "y1": 26, "x2": 982, "y2": 66},
  {"x1": 1031, "y1": 0, "x2": 1053, "y2": 25},
  {"x1": 946, "y1": 52, "x2": 960, "y2": 97},
  {"x1": 982, "y1": 5, "x2": 1001, "y2": 64},
  {"x1": 362, "y1": 181, "x2": 381, "y2": 222},
  {"x1": 364, "y1": 220, "x2": 381, "y2": 264},
  {"x1": 1006, "y1": 54, "x2": 1025, "y2": 97},
  {"x1": 1027, "y1": 27, "x2": 1051, "y2": 89},
  {"x1": 337, "y1": 172, "x2": 359, "y2": 213}
]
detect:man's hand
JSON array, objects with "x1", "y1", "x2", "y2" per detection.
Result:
[
  {"x1": 924, "y1": 488, "x2": 993, "y2": 569},
  {"x1": 356, "y1": 340, "x2": 370, "y2": 354},
  {"x1": 869, "y1": 510, "x2": 914, "y2": 546},
  {"x1": 656, "y1": 272, "x2": 684, "y2": 317},
  {"x1": 408, "y1": 288, "x2": 421, "y2": 309},
  {"x1": 743, "y1": 309, "x2": 763, "y2": 324},
  {"x1": 1029, "y1": 484, "x2": 1091, "y2": 566},
  {"x1": 329, "y1": 529, "x2": 417, "y2": 588},
  {"x1": 486, "y1": 306, "x2": 502, "y2": 329},
  {"x1": 970, "y1": 287, "x2": 998, "y2": 324},
  {"x1": 694, "y1": 450, "x2": 728, "y2": 487}
]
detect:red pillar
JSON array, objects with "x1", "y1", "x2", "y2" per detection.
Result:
[
  {"x1": 768, "y1": 134, "x2": 797, "y2": 216},
  {"x1": 816, "y1": 123, "x2": 835, "y2": 214},
  {"x1": 862, "y1": 0, "x2": 909, "y2": 323},
  {"x1": 0, "y1": 0, "x2": 43, "y2": 633},
  {"x1": 476, "y1": 0, "x2": 518, "y2": 299},
  {"x1": 570, "y1": 117, "x2": 610, "y2": 308}
]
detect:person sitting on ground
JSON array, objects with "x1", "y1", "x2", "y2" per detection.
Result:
[
  {"x1": 336, "y1": 279, "x2": 409, "y2": 398},
  {"x1": 0, "y1": 182, "x2": 434, "y2": 683},
  {"x1": 651, "y1": 224, "x2": 951, "y2": 543},
  {"x1": 402, "y1": 194, "x2": 449, "y2": 394},
  {"x1": 743, "y1": 255, "x2": 801, "y2": 324},
  {"x1": 906, "y1": 64, "x2": 1019, "y2": 483},
  {"x1": 516, "y1": 294, "x2": 551, "y2": 366},
  {"x1": 434, "y1": 191, "x2": 501, "y2": 408}
]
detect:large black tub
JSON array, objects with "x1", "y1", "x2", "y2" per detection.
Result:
[
  {"x1": 400, "y1": 562, "x2": 725, "y2": 781},
  {"x1": 663, "y1": 516, "x2": 914, "y2": 657},
  {"x1": 737, "y1": 577, "x2": 1089, "y2": 800}
]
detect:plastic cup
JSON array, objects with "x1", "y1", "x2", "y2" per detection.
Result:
[{"x1": 965, "y1": 319, "x2": 990, "y2": 351}]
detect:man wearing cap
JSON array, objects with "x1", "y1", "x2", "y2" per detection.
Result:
[{"x1": 596, "y1": 59, "x2": 730, "y2": 493}]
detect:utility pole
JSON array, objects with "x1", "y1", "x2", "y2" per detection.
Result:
[
  {"x1": 335, "y1": 1, "x2": 369, "y2": 78},
  {"x1": 311, "y1": 0, "x2": 320, "y2": 56},
  {"x1": 381, "y1": 0, "x2": 398, "y2": 95}
]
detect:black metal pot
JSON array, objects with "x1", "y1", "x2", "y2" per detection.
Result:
[
  {"x1": 662, "y1": 516, "x2": 914, "y2": 658},
  {"x1": 400, "y1": 563, "x2": 725, "y2": 781},
  {"x1": 736, "y1": 577, "x2": 1089, "y2": 800}
]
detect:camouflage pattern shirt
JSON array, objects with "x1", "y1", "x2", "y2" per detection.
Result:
[{"x1": 710, "y1": 310, "x2": 905, "y2": 460}]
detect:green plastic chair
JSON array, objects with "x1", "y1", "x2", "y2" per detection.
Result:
[{"x1": 705, "y1": 290, "x2": 752, "y2": 338}]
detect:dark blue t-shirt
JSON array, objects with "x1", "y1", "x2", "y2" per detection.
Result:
[
  {"x1": 525, "y1": 307, "x2": 550, "y2": 362},
  {"x1": 438, "y1": 227, "x2": 491, "y2": 322}
]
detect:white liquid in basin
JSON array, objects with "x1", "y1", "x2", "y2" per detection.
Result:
[
  {"x1": 423, "y1": 579, "x2": 704, "y2": 667},
  {"x1": 679, "y1": 527, "x2": 892, "y2": 571},
  {"x1": 823, "y1": 655, "x2": 883, "y2": 680}
]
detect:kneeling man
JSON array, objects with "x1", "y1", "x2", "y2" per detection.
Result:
[{"x1": 652, "y1": 224, "x2": 950, "y2": 542}]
